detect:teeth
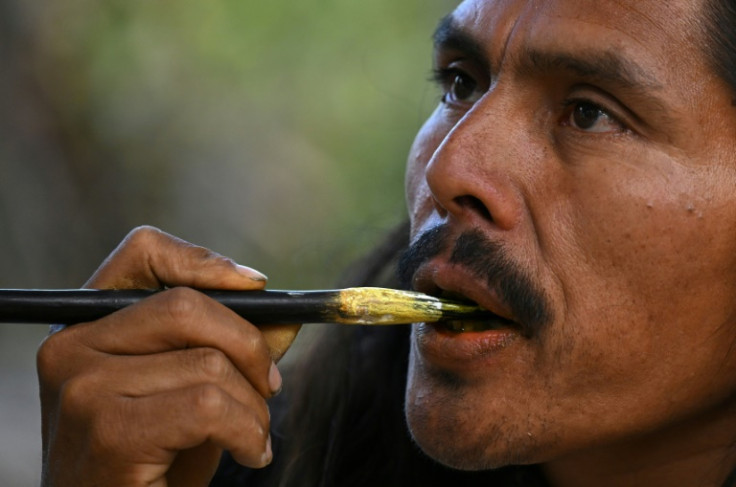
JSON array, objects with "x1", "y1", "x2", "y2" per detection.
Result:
[
  {"x1": 441, "y1": 320, "x2": 505, "y2": 333},
  {"x1": 444, "y1": 320, "x2": 466, "y2": 332}
]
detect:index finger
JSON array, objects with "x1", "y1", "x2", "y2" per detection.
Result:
[
  {"x1": 67, "y1": 287, "x2": 281, "y2": 398},
  {"x1": 85, "y1": 226, "x2": 268, "y2": 291},
  {"x1": 74, "y1": 226, "x2": 300, "y2": 362}
]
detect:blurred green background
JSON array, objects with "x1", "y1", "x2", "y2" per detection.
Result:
[{"x1": 0, "y1": 0, "x2": 456, "y2": 483}]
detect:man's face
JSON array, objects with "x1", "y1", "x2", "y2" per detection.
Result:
[{"x1": 403, "y1": 0, "x2": 736, "y2": 471}]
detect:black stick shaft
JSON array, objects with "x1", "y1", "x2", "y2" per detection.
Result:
[{"x1": 0, "y1": 289, "x2": 339, "y2": 324}]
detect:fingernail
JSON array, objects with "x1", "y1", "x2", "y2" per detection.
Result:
[
  {"x1": 261, "y1": 434, "x2": 273, "y2": 465},
  {"x1": 235, "y1": 264, "x2": 268, "y2": 282},
  {"x1": 269, "y1": 362, "x2": 282, "y2": 395}
]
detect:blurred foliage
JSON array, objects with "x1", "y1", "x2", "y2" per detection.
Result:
[
  {"x1": 1, "y1": 3, "x2": 461, "y2": 482},
  {"x1": 0, "y1": 0, "x2": 457, "y2": 289}
]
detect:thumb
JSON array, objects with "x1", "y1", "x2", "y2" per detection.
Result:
[{"x1": 85, "y1": 226, "x2": 267, "y2": 291}]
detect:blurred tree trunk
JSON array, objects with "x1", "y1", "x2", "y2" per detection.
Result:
[{"x1": 0, "y1": 0, "x2": 140, "y2": 287}]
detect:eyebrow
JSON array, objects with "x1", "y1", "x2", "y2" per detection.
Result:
[
  {"x1": 433, "y1": 15, "x2": 490, "y2": 73},
  {"x1": 432, "y1": 15, "x2": 671, "y2": 124},
  {"x1": 516, "y1": 47, "x2": 672, "y2": 127},
  {"x1": 434, "y1": 15, "x2": 662, "y2": 92},
  {"x1": 520, "y1": 48, "x2": 664, "y2": 94}
]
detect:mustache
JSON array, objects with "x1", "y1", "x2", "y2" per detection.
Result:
[{"x1": 398, "y1": 224, "x2": 553, "y2": 335}]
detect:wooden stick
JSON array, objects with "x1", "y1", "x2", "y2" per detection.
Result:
[{"x1": 0, "y1": 287, "x2": 492, "y2": 325}]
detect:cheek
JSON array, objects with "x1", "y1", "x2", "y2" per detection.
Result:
[
  {"x1": 405, "y1": 109, "x2": 452, "y2": 231},
  {"x1": 551, "y1": 158, "x2": 736, "y2": 393},
  {"x1": 569, "y1": 168, "x2": 727, "y2": 306}
]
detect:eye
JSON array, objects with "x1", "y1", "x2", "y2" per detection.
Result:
[
  {"x1": 432, "y1": 67, "x2": 485, "y2": 106},
  {"x1": 562, "y1": 100, "x2": 625, "y2": 134},
  {"x1": 447, "y1": 72, "x2": 477, "y2": 102}
]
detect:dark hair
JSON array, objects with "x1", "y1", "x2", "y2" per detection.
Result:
[
  {"x1": 708, "y1": 4, "x2": 736, "y2": 484},
  {"x1": 270, "y1": 6, "x2": 736, "y2": 483},
  {"x1": 213, "y1": 3, "x2": 736, "y2": 485},
  {"x1": 705, "y1": 0, "x2": 736, "y2": 97},
  {"x1": 214, "y1": 221, "x2": 545, "y2": 487}
]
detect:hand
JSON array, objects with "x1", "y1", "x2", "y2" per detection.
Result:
[{"x1": 37, "y1": 226, "x2": 301, "y2": 486}]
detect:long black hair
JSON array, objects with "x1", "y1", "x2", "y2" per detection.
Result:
[
  {"x1": 213, "y1": 2, "x2": 736, "y2": 483},
  {"x1": 213, "y1": 221, "x2": 547, "y2": 486}
]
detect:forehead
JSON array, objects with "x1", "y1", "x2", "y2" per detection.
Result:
[
  {"x1": 451, "y1": 0, "x2": 702, "y2": 41},
  {"x1": 448, "y1": 0, "x2": 707, "y2": 88},
  {"x1": 441, "y1": 0, "x2": 736, "y2": 149}
]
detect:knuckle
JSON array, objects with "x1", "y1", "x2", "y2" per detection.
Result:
[
  {"x1": 253, "y1": 401, "x2": 271, "y2": 436},
  {"x1": 36, "y1": 330, "x2": 78, "y2": 385},
  {"x1": 235, "y1": 413, "x2": 269, "y2": 464},
  {"x1": 261, "y1": 400, "x2": 272, "y2": 429},
  {"x1": 160, "y1": 287, "x2": 203, "y2": 322},
  {"x1": 188, "y1": 244, "x2": 221, "y2": 262},
  {"x1": 250, "y1": 415, "x2": 268, "y2": 444},
  {"x1": 237, "y1": 410, "x2": 268, "y2": 445},
  {"x1": 194, "y1": 348, "x2": 232, "y2": 382},
  {"x1": 58, "y1": 375, "x2": 96, "y2": 417},
  {"x1": 124, "y1": 226, "x2": 163, "y2": 249},
  {"x1": 36, "y1": 335, "x2": 62, "y2": 383},
  {"x1": 209, "y1": 254, "x2": 238, "y2": 271},
  {"x1": 192, "y1": 384, "x2": 229, "y2": 421},
  {"x1": 182, "y1": 243, "x2": 236, "y2": 271},
  {"x1": 115, "y1": 226, "x2": 167, "y2": 268}
]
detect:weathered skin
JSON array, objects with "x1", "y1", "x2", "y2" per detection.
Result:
[
  {"x1": 404, "y1": 1, "x2": 736, "y2": 486},
  {"x1": 36, "y1": 0, "x2": 736, "y2": 486},
  {"x1": 37, "y1": 226, "x2": 299, "y2": 486}
]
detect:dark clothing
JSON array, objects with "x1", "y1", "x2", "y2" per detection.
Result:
[
  {"x1": 210, "y1": 225, "x2": 549, "y2": 486},
  {"x1": 213, "y1": 453, "x2": 546, "y2": 487},
  {"x1": 209, "y1": 326, "x2": 549, "y2": 487},
  {"x1": 211, "y1": 221, "x2": 736, "y2": 487},
  {"x1": 210, "y1": 392, "x2": 289, "y2": 486},
  {"x1": 214, "y1": 455, "x2": 546, "y2": 487}
]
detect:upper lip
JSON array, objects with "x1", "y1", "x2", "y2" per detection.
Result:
[{"x1": 411, "y1": 259, "x2": 525, "y2": 334}]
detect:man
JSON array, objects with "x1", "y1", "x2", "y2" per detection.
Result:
[{"x1": 37, "y1": 0, "x2": 736, "y2": 485}]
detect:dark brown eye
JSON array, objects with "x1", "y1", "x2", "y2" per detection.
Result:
[
  {"x1": 431, "y1": 66, "x2": 485, "y2": 106},
  {"x1": 572, "y1": 102, "x2": 603, "y2": 130},
  {"x1": 565, "y1": 100, "x2": 623, "y2": 134},
  {"x1": 450, "y1": 73, "x2": 477, "y2": 102}
]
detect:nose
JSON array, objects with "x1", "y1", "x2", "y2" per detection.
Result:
[{"x1": 425, "y1": 99, "x2": 526, "y2": 232}]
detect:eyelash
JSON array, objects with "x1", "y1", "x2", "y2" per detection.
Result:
[
  {"x1": 430, "y1": 67, "x2": 457, "y2": 87},
  {"x1": 430, "y1": 66, "x2": 480, "y2": 104},
  {"x1": 560, "y1": 98, "x2": 630, "y2": 134},
  {"x1": 430, "y1": 67, "x2": 632, "y2": 135}
]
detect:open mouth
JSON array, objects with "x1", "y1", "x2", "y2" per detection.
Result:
[
  {"x1": 438, "y1": 315, "x2": 517, "y2": 333},
  {"x1": 433, "y1": 291, "x2": 520, "y2": 334}
]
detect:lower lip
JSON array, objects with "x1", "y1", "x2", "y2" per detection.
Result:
[{"x1": 413, "y1": 322, "x2": 520, "y2": 368}]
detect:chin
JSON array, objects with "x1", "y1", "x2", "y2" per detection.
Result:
[
  {"x1": 405, "y1": 402, "x2": 542, "y2": 471},
  {"x1": 404, "y1": 360, "x2": 551, "y2": 471}
]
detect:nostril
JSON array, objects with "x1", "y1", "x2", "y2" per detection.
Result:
[
  {"x1": 431, "y1": 195, "x2": 449, "y2": 218},
  {"x1": 454, "y1": 195, "x2": 493, "y2": 222}
]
